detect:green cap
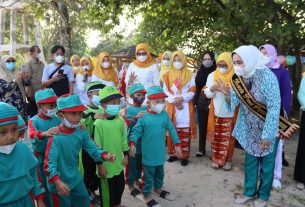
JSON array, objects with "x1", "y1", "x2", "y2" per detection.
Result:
[
  {"x1": 35, "y1": 88, "x2": 57, "y2": 104},
  {"x1": 99, "y1": 86, "x2": 123, "y2": 103},
  {"x1": 86, "y1": 81, "x2": 106, "y2": 93},
  {"x1": 18, "y1": 115, "x2": 27, "y2": 131},
  {"x1": 57, "y1": 94, "x2": 87, "y2": 112},
  {"x1": 0, "y1": 102, "x2": 18, "y2": 126},
  {"x1": 127, "y1": 84, "x2": 146, "y2": 96},
  {"x1": 147, "y1": 86, "x2": 168, "y2": 99}
]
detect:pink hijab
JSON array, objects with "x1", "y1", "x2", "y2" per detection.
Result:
[{"x1": 259, "y1": 44, "x2": 280, "y2": 69}]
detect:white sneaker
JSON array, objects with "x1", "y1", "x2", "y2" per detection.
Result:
[
  {"x1": 254, "y1": 199, "x2": 267, "y2": 207},
  {"x1": 272, "y1": 179, "x2": 282, "y2": 190},
  {"x1": 223, "y1": 162, "x2": 232, "y2": 171},
  {"x1": 296, "y1": 182, "x2": 305, "y2": 190}
]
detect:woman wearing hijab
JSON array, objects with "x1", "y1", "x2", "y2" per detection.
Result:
[
  {"x1": 163, "y1": 51, "x2": 196, "y2": 166},
  {"x1": 125, "y1": 43, "x2": 160, "y2": 90},
  {"x1": 194, "y1": 51, "x2": 217, "y2": 157},
  {"x1": 92, "y1": 52, "x2": 119, "y2": 87},
  {"x1": 0, "y1": 55, "x2": 28, "y2": 120},
  {"x1": 70, "y1": 55, "x2": 81, "y2": 96},
  {"x1": 219, "y1": 45, "x2": 280, "y2": 207},
  {"x1": 204, "y1": 52, "x2": 237, "y2": 170},
  {"x1": 259, "y1": 44, "x2": 292, "y2": 190},
  {"x1": 159, "y1": 51, "x2": 172, "y2": 81}
]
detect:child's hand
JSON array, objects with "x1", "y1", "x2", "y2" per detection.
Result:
[
  {"x1": 98, "y1": 164, "x2": 107, "y2": 178},
  {"x1": 42, "y1": 127, "x2": 58, "y2": 137},
  {"x1": 79, "y1": 123, "x2": 86, "y2": 131},
  {"x1": 55, "y1": 179, "x2": 70, "y2": 196},
  {"x1": 103, "y1": 153, "x2": 116, "y2": 162},
  {"x1": 37, "y1": 199, "x2": 47, "y2": 207},
  {"x1": 94, "y1": 113, "x2": 106, "y2": 120},
  {"x1": 122, "y1": 156, "x2": 128, "y2": 167},
  {"x1": 136, "y1": 111, "x2": 145, "y2": 118},
  {"x1": 129, "y1": 145, "x2": 136, "y2": 157},
  {"x1": 175, "y1": 146, "x2": 182, "y2": 159}
]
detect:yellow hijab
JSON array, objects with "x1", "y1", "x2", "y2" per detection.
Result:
[
  {"x1": 168, "y1": 51, "x2": 193, "y2": 91},
  {"x1": 93, "y1": 52, "x2": 118, "y2": 85},
  {"x1": 133, "y1": 43, "x2": 156, "y2": 68},
  {"x1": 213, "y1": 52, "x2": 234, "y2": 86},
  {"x1": 79, "y1": 56, "x2": 94, "y2": 76},
  {"x1": 70, "y1": 55, "x2": 81, "y2": 75}
]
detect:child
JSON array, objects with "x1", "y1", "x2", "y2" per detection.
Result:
[
  {"x1": 129, "y1": 86, "x2": 182, "y2": 207},
  {"x1": 18, "y1": 115, "x2": 27, "y2": 139},
  {"x1": 0, "y1": 102, "x2": 46, "y2": 207},
  {"x1": 94, "y1": 86, "x2": 129, "y2": 207},
  {"x1": 124, "y1": 84, "x2": 147, "y2": 195},
  {"x1": 81, "y1": 81, "x2": 105, "y2": 205},
  {"x1": 28, "y1": 88, "x2": 61, "y2": 207}
]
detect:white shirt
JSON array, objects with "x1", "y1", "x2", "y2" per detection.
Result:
[
  {"x1": 91, "y1": 74, "x2": 115, "y2": 86},
  {"x1": 41, "y1": 63, "x2": 74, "y2": 82},
  {"x1": 204, "y1": 72, "x2": 234, "y2": 118},
  {"x1": 75, "y1": 74, "x2": 91, "y2": 105},
  {"x1": 163, "y1": 75, "x2": 195, "y2": 128}
]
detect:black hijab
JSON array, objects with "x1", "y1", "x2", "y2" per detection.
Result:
[{"x1": 194, "y1": 51, "x2": 216, "y2": 105}]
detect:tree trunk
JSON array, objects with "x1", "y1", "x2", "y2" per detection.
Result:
[
  {"x1": 0, "y1": 0, "x2": 6, "y2": 45},
  {"x1": 9, "y1": 10, "x2": 16, "y2": 56}
]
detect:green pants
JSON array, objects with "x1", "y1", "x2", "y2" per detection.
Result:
[
  {"x1": 127, "y1": 154, "x2": 142, "y2": 185},
  {"x1": 51, "y1": 181, "x2": 90, "y2": 207},
  {"x1": 143, "y1": 165, "x2": 164, "y2": 196},
  {"x1": 36, "y1": 152, "x2": 52, "y2": 207},
  {"x1": 244, "y1": 140, "x2": 279, "y2": 201},
  {"x1": 0, "y1": 194, "x2": 34, "y2": 207}
]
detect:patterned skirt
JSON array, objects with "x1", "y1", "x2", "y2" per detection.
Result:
[{"x1": 167, "y1": 127, "x2": 191, "y2": 160}]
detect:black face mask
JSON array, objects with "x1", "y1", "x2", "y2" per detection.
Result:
[{"x1": 133, "y1": 96, "x2": 145, "y2": 105}]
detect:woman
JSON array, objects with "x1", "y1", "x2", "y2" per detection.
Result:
[
  {"x1": 70, "y1": 55, "x2": 81, "y2": 96},
  {"x1": 159, "y1": 51, "x2": 172, "y2": 81},
  {"x1": 75, "y1": 56, "x2": 94, "y2": 105},
  {"x1": 125, "y1": 43, "x2": 160, "y2": 89},
  {"x1": 91, "y1": 52, "x2": 118, "y2": 87},
  {"x1": 0, "y1": 55, "x2": 28, "y2": 120},
  {"x1": 294, "y1": 75, "x2": 305, "y2": 190},
  {"x1": 259, "y1": 44, "x2": 292, "y2": 190},
  {"x1": 219, "y1": 45, "x2": 280, "y2": 207},
  {"x1": 163, "y1": 51, "x2": 196, "y2": 166},
  {"x1": 204, "y1": 52, "x2": 237, "y2": 170},
  {"x1": 194, "y1": 51, "x2": 216, "y2": 157}
]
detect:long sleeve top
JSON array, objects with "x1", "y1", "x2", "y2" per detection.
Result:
[{"x1": 298, "y1": 75, "x2": 305, "y2": 110}]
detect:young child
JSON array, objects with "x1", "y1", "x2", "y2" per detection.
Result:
[
  {"x1": 81, "y1": 81, "x2": 105, "y2": 205},
  {"x1": 28, "y1": 88, "x2": 61, "y2": 207},
  {"x1": 0, "y1": 102, "x2": 46, "y2": 207},
  {"x1": 124, "y1": 84, "x2": 147, "y2": 195},
  {"x1": 44, "y1": 94, "x2": 115, "y2": 206},
  {"x1": 18, "y1": 115, "x2": 27, "y2": 139},
  {"x1": 94, "y1": 86, "x2": 129, "y2": 207},
  {"x1": 129, "y1": 86, "x2": 182, "y2": 207}
]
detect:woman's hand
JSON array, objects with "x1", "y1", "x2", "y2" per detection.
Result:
[{"x1": 128, "y1": 71, "x2": 137, "y2": 86}]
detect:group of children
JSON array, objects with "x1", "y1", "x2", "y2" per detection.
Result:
[{"x1": 0, "y1": 81, "x2": 181, "y2": 207}]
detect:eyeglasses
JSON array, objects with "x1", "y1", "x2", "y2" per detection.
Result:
[
  {"x1": 217, "y1": 64, "x2": 227, "y2": 68},
  {"x1": 136, "y1": 53, "x2": 147, "y2": 56},
  {"x1": 6, "y1": 60, "x2": 16, "y2": 63}
]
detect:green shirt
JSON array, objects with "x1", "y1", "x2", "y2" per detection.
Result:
[
  {"x1": 82, "y1": 105, "x2": 104, "y2": 137},
  {"x1": 94, "y1": 116, "x2": 129, "y2": 178}
]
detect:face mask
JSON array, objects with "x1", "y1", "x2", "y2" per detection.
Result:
[
  {"x1": 35, "y1": 53, "x2": 42, "y2": 60},
  {"x1": 101, "y1": 61, "x2": 110, "y2": 69},
  {"x1": 173, "y1": 61, "x2": 184, "y2": 70},
  {"x1": 92, "y1": 95, "x2": 101, "y2": 107},
  {"x1": 162, "y1": 60, "x2": 170, "y2": 67},
  {"x1": 42, "y1": 107, "x2": 58, "y2": 117},
  {"x1": 133, "y1": 96, "x2": 145, "y2": 105},
  {"x1": 202, "y1": 60, "x2": 213, "y2": 68},
  {"x1": 0, "y1": 143, "x2": 16, "y2": 154},
  {"x1": 62, "y1": 115, "x2": 81, "y2": 128},
  {"x1": 151, "y1": 103, "x2": 165, "y2": 114},
  {"x1": 55, "y1": 55, "x2": 64, "y2": 64},
  {"x1": 234, "y1": 65, "x2": 246, "y2": 76},
  {"x1": 5, "y1": 62, "x2": 16, "y2": 71},
  {"x1": 106, "y1": 105, "x2": 120, "y2": 116},
  {"x1": 73, "y1": 66, "x2": 80, "y2": 70},
  {"x1": 137, "y1": 55, "x2": 148, "y2": 63},
  {"x1": 262, "y1": 56, "x2": 272, "y2": 65},
  {"x1": 82, "y1": 65, "x2": 90, "y2": 71},
  {"x1": 219, "y1": 67, "x2": 228, "y2": 74}
]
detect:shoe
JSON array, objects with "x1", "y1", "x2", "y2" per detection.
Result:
[
  {"x1": 223, "y1": 162, "x2": 232, "y2": 171},
  {"x1": 282, "y1": 157, "x2": 289, "y2": 167},
  {"x1": 296, "y1": 182, "x2": 305, "y2": 190},
  {"x1": 181, "y1": 159, "x2": 188, "y2": 166},
  {"x1": 90, "y1": 195, "x2": 101, "y2": 207},
  {"x1": 272, "y1": 179, "x2": 282, "y2": 190},
  {"x1": 167, "y1": 156, "x2": 178, "y2": 162},
  {"x1": 211, "y1": 162, "x2": 219, "y2": 169},
  {"x1": 233, "y1": 193, "x2": 254, "y2": 204},
  {"x1": 196, "y1": 151, "x2": 205, "y2": 157},
  {"x1": 254, "y1": 199, "x2": 267, "y2": 207}
]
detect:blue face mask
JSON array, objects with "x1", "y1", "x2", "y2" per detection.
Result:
[
  {"x1": 92, "y1": 95, "x2": 101, "y2": 107},
  {"x1": 5, "y1": 62, "x2": 16, "y2": 71},
  {"x1": 106, "y1": 105, "x2": 120, "y2": 116}
]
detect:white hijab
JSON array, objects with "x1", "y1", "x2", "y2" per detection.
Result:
[
  {"x1": 232, "y1": 45, "x2": 266, "y2": 78},
  {"x1": 0, "y1": 55, "x2": 16, "y2": 81}
]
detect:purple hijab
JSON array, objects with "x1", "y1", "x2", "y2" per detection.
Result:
[{"x1": 259, "y1": 44, "x2": 280, "y2": 69}]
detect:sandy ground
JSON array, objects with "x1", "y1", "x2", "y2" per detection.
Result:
[{"x1": 121, "y1": 135, "x2": 305, "y2": 207}]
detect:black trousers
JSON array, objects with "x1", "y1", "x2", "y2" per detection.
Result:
[
  {"x1": 82, "y1": 149, "x2": 100, "y2": 193},
  {"x1": 26, "y1": 99, "x2": 38, "y2": 118},
  {"x1": 197, "y1": 106, "x2": 209, "y2": 154},
  {"x1": 294, "y1": 112, "x2": 305, "y2": 184}
]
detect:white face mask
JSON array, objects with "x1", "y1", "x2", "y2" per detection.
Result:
[
  {"x1": 262, "y1": 56, "x2": 272, "y2": 65},
  {"x1": 0, "y1": 143, "x2": 16, "y2": 154},
  {"x1": 62, "y1": 115, "x2": 81, "y2": 128},
  {"x1": 219, "y1": 67, "x2": 228, "y2": 74},
  {"x1": 151, "y1": 103, "x2": 165, "y2": 114},
  {"x1": 55, "y1": 55, "x2": 64, "y2": 64},
  {"x1": 162, "y1": 60, "x2": 170, "y2": 67},
  {"x1": 82, "y1": 65, "x2": 90, "y2": 71},
  {"x1": 73, "y1": 66, "x2": 80, "y2": 70},
  {"x1": 173, "y1": 61, "x2": 184, "y2": 70},
  {"x1": 101, "y1": 61, "x2": 110, "y2": 69},
  {"x1": 137, "y1": 55, "x2": 148, "y2": 63},
  {"x1": 234, "y1": 65, "x2": 246, "y2": 76},
  {"x1": 42, "y1": 106, "x2": 57, "y2": 117},
  {"x1": 35, "y1": 53, "x2": 42, "y2": 60}
]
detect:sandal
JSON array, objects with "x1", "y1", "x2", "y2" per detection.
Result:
[
  {"x1": 234, "y1": 193, "x2": 254, "y2": 205},
  {"x1": 130, "y1": 188, "x2": 141, "y2": 197},
  {"x1": 211, "y1": 162, "x2": 219, "y2": 169},
  {"x1": 159, "y1": 190, "x2": 175, "y2": 201},
  {"x1": 146, "y1": 199, "x2": 161, "y2": 207}
]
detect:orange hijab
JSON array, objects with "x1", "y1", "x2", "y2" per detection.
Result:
[
  {"x1": 133, "y1": 43, "x2": 156, "y2": 68},
  {"x1": 70, "y1": 55, "x2": 81, "y2": 75},
  {"x1": 168, "y1": 51, "x2": 193, "y2": 91},
  {"x1": 213, "y1": 52, "x2": 234, "y2": 86},
  {"x1": 93, "y1": 52, "x2": 118, "y2": 85},
  {"x1": 79, "y1": 56, "x2": 94, "y2": 76}
]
